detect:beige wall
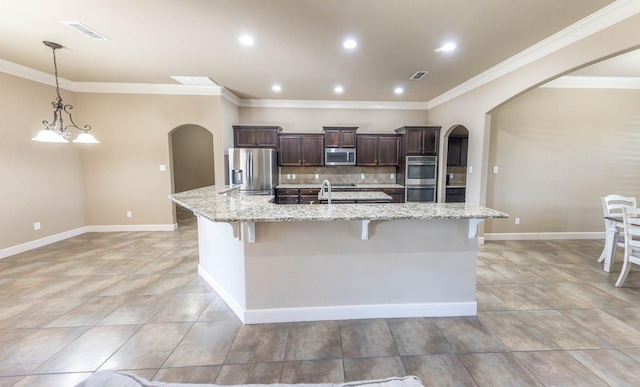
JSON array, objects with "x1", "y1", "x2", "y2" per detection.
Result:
[
  {"x1": 239, "y1": 107, "x2": 428, "y2": 134},
  {"x1": 485, "y1": 87, "x2": 640, "y2": 234},
  {"x1": 0, "y1": 73, "x2": 86, "y2": 249},
  {"x1": 171, "y1": 124, "x2": 215, "y2": 193},
  {"x1": 77, "y1": 93, "x2": 223, "y2": 226}
]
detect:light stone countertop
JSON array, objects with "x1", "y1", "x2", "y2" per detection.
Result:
[
  {"x1": 317, "y1": 191, "x2": 393, "y2": 202},
  {"x1": 169, "y1": 185, "x2": 509, "y2": 223}
]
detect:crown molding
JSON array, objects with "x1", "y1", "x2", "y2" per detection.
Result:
[
  {"x1": 221, "y1": 87, "x2": 241, "y2": 105},
  {"x1": 542, "y1": 76, "x2": 640, "y2": 89},
  {"x1": 427, "y1": 0, "x2": 640, "y2": 109},
  {"x1": 73, "y1": 82, "x2": 223, "y2": 95},
  {"x1": 239, "y1": 98, "x2": 429, "y2": 110}
]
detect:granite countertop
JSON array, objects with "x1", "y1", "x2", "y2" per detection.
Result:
[
  {"x1": 446, "y1": 185, "x2": 467, "y2": 189},
  {"x1": 277, "y1": 183, "x2": 404, "y2": 189},
  {"x1": 169, "y1": 185, "x2": 509, "y2": 223}
]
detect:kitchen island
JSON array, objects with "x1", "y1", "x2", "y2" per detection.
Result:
[{"x1": 170, "y1": 185, "x2": 508, "y2": 324}]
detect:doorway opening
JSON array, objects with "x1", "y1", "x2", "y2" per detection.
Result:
[
  {"x1": 169, "y1": 124, "x2": 214, "y2": 226},
  {"x1": 444, "y1": 125, "x2": 469, "y2": 203}
]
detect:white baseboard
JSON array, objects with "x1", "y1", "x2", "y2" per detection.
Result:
[
  {"x1": 0, "y1": 223, "x2": 178, "y2": 260},
  {"x1": 484, "y1": 231, "x2": 605, "y2": 241},
  {"x1": 198, "y1": 264, "x2": 476, "y2": 324}
]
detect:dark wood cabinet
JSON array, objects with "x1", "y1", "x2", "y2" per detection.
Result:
[
  {"x1": 383, "y1": 188, "x2": 405, "y2": 203},
  {"x1": 233, "y1": 125, "x2": 282, "y2": 148},
  {"x1": 323, "y1": 127, "x2": 357, "y2": 148},
  {"x1": 300, "y1": 188, "x2": 320, "y2": 204},
  {"x1": 276, "y1": 188, "x2": 300, "y2": 204},
  {"x1": 395, "y1": 126, "x2": 440, "y2": 155},
  {"x1": 356, "y1": 135, "x2": 399, "y2": 166},
  {"x1": 278, "y1": 134, "x2": 324, "y2": 166},
  {"x1": 445, "y1": 187, "x2": 466, "y2": 203},
  {"x1": 447, "y1": 135, "x2": 468, "y2": 166}
]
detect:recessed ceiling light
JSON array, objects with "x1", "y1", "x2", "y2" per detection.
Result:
[
  {"x1": 334, "y1": 86, "x2": 344, "y2": 94},
  {"x1": 343, "y1": 39, "x2": 357, "y2": 49},
  {"x1": 272, "y1": 84, "x2": 282, "y2": 92},
  {"x1": 435, "y1": 42, "x2": 457, "y2": 52},
  {"x1": 394, "y1": 87, "x2": 404, "y2": 95},
  {"x1": 238, "y1": 35, "x2": 254, "y2": 46}
]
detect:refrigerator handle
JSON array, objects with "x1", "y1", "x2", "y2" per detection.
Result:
[{"x1": 247, "y1": 152, "x2": 253, "y2": 189}]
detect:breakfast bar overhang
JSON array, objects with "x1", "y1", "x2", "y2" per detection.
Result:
[{"x1": 170, "y1": 186, "x2": 508, "y2": 324}]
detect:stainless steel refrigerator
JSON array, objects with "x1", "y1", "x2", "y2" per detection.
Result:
[{"x1": 228, "y1": 148, "x2": 278, "y2": 195}]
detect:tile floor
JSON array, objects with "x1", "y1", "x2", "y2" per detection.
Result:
[{"x1": 1, "y1": 207, "x2": 639, "y2": 386}]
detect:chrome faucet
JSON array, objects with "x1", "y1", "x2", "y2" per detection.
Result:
[{"x1": 320, "y1": 180, "x2": 332, "y2": 205}]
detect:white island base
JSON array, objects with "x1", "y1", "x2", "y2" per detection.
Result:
[{"x1": 196, "y1": 215, "x2": 480, "y2": 324}]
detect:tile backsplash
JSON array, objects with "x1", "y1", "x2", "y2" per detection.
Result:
[
  {"x1": 446, "y1": 166, "x2": 467, "y2": 186},
  {"x1": 280, "y1": 166, "x2": 396, "y2": 184}
]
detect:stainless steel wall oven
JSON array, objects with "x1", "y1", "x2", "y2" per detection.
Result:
[{"x1": 405, "y1": 155, "x2": 437, "y2": 202}]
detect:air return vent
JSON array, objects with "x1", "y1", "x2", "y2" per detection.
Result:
[
  {"x1": 61, "y1": 21, "x2": 109, "y2": 40},
  {"x1": 410, "y1": 71, "x2": 429, "y2": 80},
  {"x1": 170, "y1": 76, "x2": 219, "y2": 86}
]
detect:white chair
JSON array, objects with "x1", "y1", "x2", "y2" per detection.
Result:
[
  {"x1": 598, "y1": 195, "x2": 636, "y2": 272},
  {"x1": 615, "y1": 206, "x2": 640, "y2": 287}
]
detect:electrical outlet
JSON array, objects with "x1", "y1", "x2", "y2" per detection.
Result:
[
  {"x1": 468, "y1": 166, "x2": 473, "y2": 174},
  {"x1": 493, "y1": 166, "x2": 499, "y2": 173},
  {"x1": 515, "y1": 218, "x2": 520, "y2": 225},
  {"x1": 287, "y1": 174, "x2": 291, "y2": 179},
  {"x1": 361, "y1": 173, "x2": 365, "y2": 179},
  {"x1": 127, "y1": 211, "x2": 132, "y2": 218},
  {"x1": 33, "y1": 222, "x2": 41, "y2": 230},
  {"x1": 315, "y1": 174, "x2": 319, "y2": 179},
  {"x1": 390, "y1": 173, "x2": 394, "y2": 180},
  {"x1": 292, "y1": 174, "x2": 296, "y2": 179}
]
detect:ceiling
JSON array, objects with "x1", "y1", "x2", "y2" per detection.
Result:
[{"x1": 0, "y1": 0, "x2": 626, "y2": 102}]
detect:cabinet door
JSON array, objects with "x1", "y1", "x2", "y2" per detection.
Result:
[
  {"x1": 278, "y1": 136, "x2": 303, "y2": 166},
  {"x1": 324, "y1": 130, "x2": 342, "y2": 148},
  {"x1": 421, "y1": 128, "x2": 439, "y2": 155},
  {"x1": 447, "y1": 137, "x2": 462, "y2": 166},
  {"x1": 356, "y1": 136, "x2": 378, "y2": 166},
  {"x1": 377, "y1": 136, "x2": 399, "y2": 166},
  {"x1": 255, "y1": 129, "x2": 278, "y2": 148},
  {"x1": 405, "y1": 130, "x2": 423, "y2": 154},
  {"x1": 302, "y1": 136, "x2": 324, "y2": 166},
  {"x1": 341, "y1": 131, "x2": 356, "y2": 147},
  {"x1": 235, "y1": 129, "x2": 256, "y2": 147},
  {"x1": 460, "y1": 137, "x2": 468, "y2": 166}
]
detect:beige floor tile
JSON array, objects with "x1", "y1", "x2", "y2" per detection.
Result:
[
  {"x1": 281, "y1": 359, "x2": 344, "y2": 384},
  {"x1": 562, "y1": 308, "x2": 640, "y2": 347},
  {"x1": 514, "y1": 351, "x2": 608, "y2": 386},
  {"x1": 46, "y1": 295, "x2": 130, "y2": 327},
  {"x1": 0, "y1": 297, "x2": 84, "y2": 329},
  {"x1": 150, "y1": 293, "x2": 217, "y2": 323},
  {"x1": 215, "y1": 362, "x2": 282, "y2": 384},
  {"x1": 12, "y1": 372, "x2": 91, "y2": 387},
  {"x1": 387, "y1": 318, "x2": 453, "y2": 356},
  {"x1": 340, "y1": 319, "x2": 398, "y2": 358},
  {"x1": 0, "y1": 327, "x2": 88, "y2": 376},
  {"x1": 477, "y1": 311, "x2": 560, "y2": 351},
  {"x1": 98, "y1": 295, "x2": 172, "y2": 325},
  {"x1": 402, "y1": 354, "x2": 476, "y2": 387},
  {"x1": 569, "y1": 349, "x2": 640, "y2": 386},
  {"x1": 138, "y1": 272, "x2": 195, "y2": 295},
  {"x1": 435, "y1": 317, "x2": 508, "y2": 354},
  {"x1": 34, "y1": 324, "x2": 141, "y2": 373},
  {"x1": 99, "y1": 322, "x2": 191, "y2": 370},
  {"x1": 225, "y1": 323, "x2": 290, "y2": 364},
  {"x1": 343, "y1": 357, "x2": 407, "y2": 382},
  {"x1": 153, "y1": 366, "x2": 221, "y2": 384},
  {"x1": 163, "y1": 320, "x2": 241, "y2": 367},
  {"x1": 459, "y1": 353, "x2": 541, "y2": 386},
  {"x1": 99, "y1": 274, "x2": 164, "y2": 296},
  {"x1": 476, "y1": 284, "x2": 549, "y2": 312},
  {"x1": 197, "y1": 296, "x2": 239, "y2": 321},
  {"x1": 521, "y1": 283, "x2": 633, "y2": 309},
  {"x1": 284, "y1": 321, "x2": 342, "y2": 361}
]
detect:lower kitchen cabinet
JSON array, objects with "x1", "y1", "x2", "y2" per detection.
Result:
[
  {"x1": 445, "y1": 187, "x2": 466, "y2": 203},
  {"x1": 383, "y1": 188, "x2": 405, "y2": 203}
]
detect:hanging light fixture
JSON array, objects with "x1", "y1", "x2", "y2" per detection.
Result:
[{"x1": 32, "y1": 41, "x2": 99, "y2": 143}]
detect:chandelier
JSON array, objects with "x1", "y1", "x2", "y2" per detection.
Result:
[{"x1": 32, "y1": 41, "x2": 99, "y2": 143}]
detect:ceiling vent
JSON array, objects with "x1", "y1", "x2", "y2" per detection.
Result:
[
  {"x1": 410, "y1": 71, "x2": 429, "y2": 80},
  {"x1": 170, "y1": 76, "x2": 219, "y2": 86},
  {"x1": 61, "y1": 21, "x2": 109, "y2": 40}
]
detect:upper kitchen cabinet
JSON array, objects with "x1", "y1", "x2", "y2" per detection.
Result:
[
  {"x1": 323, "y1": 126, "x2": 357, "y2": 148},
  {"x1": 447, "y1": 135, "x2": 468, "y2": 166},
  {"x1": 233, "y1": 125, "x2": 282, "y2": 148},
  {"x1": 279, "y1": 134, "x2": 324, "y2": 166},
  {"x1": 356, "y1": 135, "x2": 399, "y2": 166},
  {"x1": 395, "y1": 126, "x2": 440, "y2": 155}
]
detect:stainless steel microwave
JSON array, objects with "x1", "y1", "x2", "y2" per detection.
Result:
[{"x1": 325, "y1": 148, "x2": 356, "y2": 165}]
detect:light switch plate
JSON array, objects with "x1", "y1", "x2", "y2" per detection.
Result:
[
  {"x1": 159, "y1": 164, "x2": 167, "y2": 172},
  {"x1": 493, "y1": 166, "x2": 499, "y2": 173},
  {"x1": 33, "y1": 222, "x2": 41, "y2": 230}
]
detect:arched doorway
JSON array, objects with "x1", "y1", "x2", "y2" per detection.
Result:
[
  {"x1": 169, "y1": 124, "x2": 214, "y2": 225},
  {"x1": 444, "y1": 125, "x2": 469, "y2": 203}
]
